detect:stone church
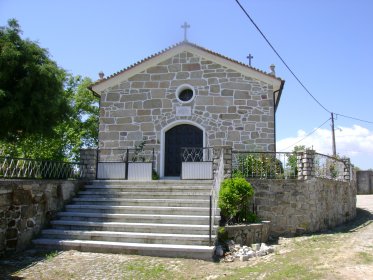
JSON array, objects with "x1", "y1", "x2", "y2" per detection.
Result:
[{"x1": 90, "y1": 41, "x2": 285, "y2": 178}]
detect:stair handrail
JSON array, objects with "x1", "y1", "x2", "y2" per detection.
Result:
[{"x1": 209, "y1": 148, "x2": 225, "y2": 246}]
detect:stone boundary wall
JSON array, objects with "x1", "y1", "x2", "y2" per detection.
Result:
[
  {"x1": 356, "y1": 171, "x2": 373, "y2": 194},
  {"x1": 249, "y1": 178, "x2": 356, "y2": 236},
  {"x1": 225, "y1": 221, "x2": 271, "y2": 246},
  {"x1": 0, "y1": 179, "x2": 84, "y2": 256}
]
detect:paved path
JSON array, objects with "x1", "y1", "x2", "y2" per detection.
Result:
[{"x1": 356, "y1": 195, "x2": 373, "y2": 212}]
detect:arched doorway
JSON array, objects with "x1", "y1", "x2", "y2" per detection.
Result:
[{"x1": 164, "y1": 124, "x2": 203, "y2": 177}]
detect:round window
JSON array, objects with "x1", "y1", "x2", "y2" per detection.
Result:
[
  {"x1": 179, "y1": 89, "x2": 193, "y2": 102},
  {"x1": 175, "y1": 84, "x2": 195, "y2": 104}
]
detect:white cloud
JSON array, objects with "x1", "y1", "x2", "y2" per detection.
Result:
[{"x1": 277, "y1": 125, "x2": 373, "y2": 169}]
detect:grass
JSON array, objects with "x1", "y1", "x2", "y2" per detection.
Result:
[
  {"x1": 122, "y1": 259, "x2": 177, "y2": 280},
  {"x1": 44, "y1": 250, "x2": 59, "y2": 261},
  {"x1": 356, "y1": 252, "x2": 373, "y2": 264},
  {"x1": 219, "y1": 234, "x2": 340, "y2": 280}
]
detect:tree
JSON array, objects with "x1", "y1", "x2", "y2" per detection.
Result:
[
  {"x1": 0, "y1": 75, "x2": 99, "y2": 161},
  {"x1": 0, "y1": 19, "x2": 69, "y2": 141},
  {"x1": 60, "y1": 75, "x2": 99, "y2": 160},
  {"x1": 286, "y1": 145, "x2": 306, "y2": 177}
]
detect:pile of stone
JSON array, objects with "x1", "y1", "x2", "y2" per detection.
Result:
[{"x1": 220, "y1": 240, "x2": 275, "y2": 262}]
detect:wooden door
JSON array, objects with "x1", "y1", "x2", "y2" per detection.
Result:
[{"x1": 164, "y1": 124, "x2": 203, "y2": 176}]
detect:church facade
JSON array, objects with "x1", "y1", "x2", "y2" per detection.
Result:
[{"x1": 90, "y1": 42, "x2": 284, "y2": 178}]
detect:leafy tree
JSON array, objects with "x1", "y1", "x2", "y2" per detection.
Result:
[
  {"x1": 0, "y1": 75, "x2": 98, "y2": 161},
  {"x1": 60, "y1": 75, "x2": 99, "y2": 160},
  {"x1": 0, "y1": 19, "x2": 69, "y2": 141},
  {"x1": 286, "y1": 145, "x2": 306, "y2": 177}
]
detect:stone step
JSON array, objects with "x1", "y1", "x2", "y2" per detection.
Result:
[
  {"x1": 50, "y1": 220, "x2": 215, "y2": 235},
  {"x1": 72, "y1": 197, "x2": 209, "y2": 207},
  {"x1": 65, "y1": 204, "x2": 219, "y2": 216},
  {"x1": 32, "y1": 239, "x2": 214, "y2": 260},
  {"x1": 89, "y1": 179, "x2": 213, "y2": 187},
  {"x1": 40, "y1": 229, "x2": 215, "y2": 246},
  {"x1": 56, "y1": 212, "x2": 219, "y2": 225},
  {"x1": 77, "y1": 191, "x2": 210, "y2": 199},
  {"x1": 85, "y1": 184, "x2": 211, "y2": 191}
]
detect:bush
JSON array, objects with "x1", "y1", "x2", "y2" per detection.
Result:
[
  {"x1": 234, "y1": 154, "x2": 283, "y2": 179},
  {"x1": 218, "y1": 177, "x2": 255, "y2": 224}
]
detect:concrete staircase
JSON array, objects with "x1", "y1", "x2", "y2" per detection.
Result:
[{"x1": 33, "y1": 180, "x2": 219, "y2": 259}]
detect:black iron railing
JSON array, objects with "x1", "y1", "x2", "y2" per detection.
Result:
[
  {"x1": 232, "y1": 151, "x2": 297, "y2": 179},
  {"x1": 180, "y1": 147, "x2": 213, "y2": 162},
  {"x1": 314, "y1": 153, "x2": 349, "y2": 181},
  {"x1": 209, "y1": 148, "x2": 224, "y2": 245},
  {"x1": 0, "y1": 157, "x2": 86, "y2": 179}
]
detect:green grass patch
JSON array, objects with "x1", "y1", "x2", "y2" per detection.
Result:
[
  {"x1": 356, "y1": 252, "x2": 373, "y2": 264},
  {"x1": 44, "y1": 250, "x2": 59, "y2": 261},
  {"x1": 122, "y1": 260, "x2": 177, "y2": 280}
]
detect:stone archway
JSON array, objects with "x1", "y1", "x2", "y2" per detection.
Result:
[{"x1": 160, "y1": 121, "x2": 206, "y2": 178}]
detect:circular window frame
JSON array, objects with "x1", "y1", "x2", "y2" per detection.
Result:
[{"x1": 175, "y1": 84, "x2": 196, "y2": 104}]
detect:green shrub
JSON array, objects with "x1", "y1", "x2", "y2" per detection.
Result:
[
  {"x1": 234, "y1": 154, "x2": 283, "y2": 179},
  {"x1": 152, "y1": 170, "x2": 159, "y2": 180},
  {"x1": 218, "y1": 177, "x2": 255, "y2": 224}
]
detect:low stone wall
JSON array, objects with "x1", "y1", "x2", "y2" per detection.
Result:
[
  {"x1": 0, "y1": 179, "x2": 83, "y2": 256},
  {"x1": 225, "y1": 221, "x2": 271, "y2": 246},
  {"x1": 249, "y1": 178, "x2": 356, "y2": 236},
  {"x1": 356, "y1": 171, "x2": 373, "y2": 194}
]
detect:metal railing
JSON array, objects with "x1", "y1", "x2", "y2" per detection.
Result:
[
  {"x1": 209, "y1": 148, "x2": 224, "y2": 245},
  {"x1": 97, "y1": 148, "x2": 155, "y2": 164},
  {"x1": 180, "y1": 147, "x2": 213, "y2": 162},
  {"x1": 0, "y1": 157, "x2": 86, "y2": 179},
  {"x1": 232, "y1": 151, "x2": 297, "y2": 179},
  {"x1": 314, "y1": 153, "x2": 348, "y2": 181}
]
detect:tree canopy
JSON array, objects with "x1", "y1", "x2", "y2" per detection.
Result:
[
  {"x1": 0, "y1": 75, "x2": 99, "y2": 161},
  {"x1": 0, "y1": 19, "x2": 69, "y2": 141}
]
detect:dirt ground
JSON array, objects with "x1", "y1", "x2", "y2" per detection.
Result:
[{"x1": 1, "y1": 195, "x2": 372, "y2": 280}]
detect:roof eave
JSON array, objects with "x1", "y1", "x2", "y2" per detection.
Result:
[{"x1": 274, "y1": 79, "x2": 285, "y2": 112}]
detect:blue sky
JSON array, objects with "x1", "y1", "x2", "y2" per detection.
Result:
[{"x1": 1, "y1": 0, "x2": 373, "y2": 169}]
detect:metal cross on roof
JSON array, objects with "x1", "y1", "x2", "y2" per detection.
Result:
[
  {"x1": 181, "y1": 22, "x2": 190, "y2": 42},
  {"x1": 247, "y1": 53, "x2": 254, "y2": 66}
]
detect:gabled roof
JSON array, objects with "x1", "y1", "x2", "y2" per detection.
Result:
[{"x1": 89, "y1": 41, "x2": 285, "y2": 109}]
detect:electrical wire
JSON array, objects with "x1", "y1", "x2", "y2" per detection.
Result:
[
  {"x1": 234, "y1": 0, "x2": 331, "y2": 114},
  {"x1": 278, "y1": 117, "x2": 331, "y2": 152},
  {"x1": 335, "y1": 113, "x2": 373, "y2": 125},
  {"x1": 234, "y1": 0, "x2": 373, "y2": 127}
]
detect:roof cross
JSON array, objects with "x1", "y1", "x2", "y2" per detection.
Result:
[
  {"x1": 181, "y1": 22, "x2": 190, "y2": 42},
  {"x1": 247, "y1": 53, "x2": 254, "y2": 66}
]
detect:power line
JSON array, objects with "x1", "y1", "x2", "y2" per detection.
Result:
[
  {"x1": 278, "y1": 117, "x2": 331, "y2": 152},
  {"x1": 234, "y1": 0, "x2": 331, "y2": 114},
  {"x1": 335, "y1": 113, "x2": 373, "y2": 125}
]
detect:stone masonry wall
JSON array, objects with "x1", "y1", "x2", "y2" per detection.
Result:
[
  {"x1": 0, "y1": 180, "x2": 83, "y2": 256},
  {"x1": 356, "y1": 171, "x2": 373, "y2": 194},
  {"x1": 250, "y1": 178, "x2": 356, "y2": 236},
  {"x1": 98, "y1": 51, "x2": 275, "y2": 171}
]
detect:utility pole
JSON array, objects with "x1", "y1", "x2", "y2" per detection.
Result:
[{"x1": 331, "y1": 112, "x2": 336, "y2": 157}]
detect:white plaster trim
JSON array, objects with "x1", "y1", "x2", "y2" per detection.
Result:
[
  {"x1": 91, "y1": 44, "x2": 282, "y2": 93},
  {"x1": 160, "y1": 120, "x2": 206, "y2": 178}
]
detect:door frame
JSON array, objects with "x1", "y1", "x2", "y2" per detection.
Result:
[{"x1": 160, "y1": 120, "x2": 206, "y2": 178}]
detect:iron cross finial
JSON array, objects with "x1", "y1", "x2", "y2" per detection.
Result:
[
  {"x1": 247, "y1": 53, "x2": 254, "y2": 66},
  {"x1": 181, "y1": 22, "x2": 190, "y2": 42}
]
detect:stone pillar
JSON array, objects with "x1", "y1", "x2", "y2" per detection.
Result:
[
  {"x1": 212, "y1": 146, "x2": 232, "y2": 179},
  {"x1": 297, "y1": 149, "x2": 315, "y2": 180},
  {"x1": 342, "y1": 158, "x2": 351, "y2": 181},
  {"x1": 80, "y1": 149, "x2": 97, "y2": 180}
]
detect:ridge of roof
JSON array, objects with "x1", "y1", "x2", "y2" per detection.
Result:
[{"x1": 90, "y1": 41, "x2": 283, "y2": 89}]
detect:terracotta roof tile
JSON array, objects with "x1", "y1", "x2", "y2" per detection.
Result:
[{"x1": 90, "y1": 41, "x2": 283, "y2": 88}]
